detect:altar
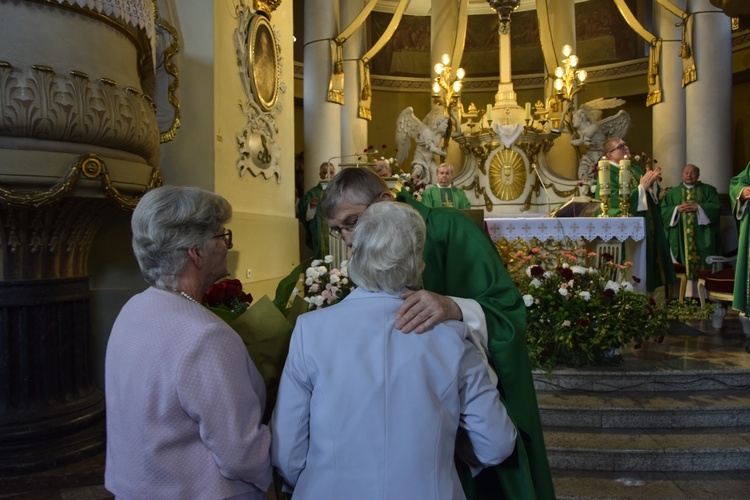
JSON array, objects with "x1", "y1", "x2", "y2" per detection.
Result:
[{"x1": 485, "y1": 215, "x2": 648, "y2": 293}]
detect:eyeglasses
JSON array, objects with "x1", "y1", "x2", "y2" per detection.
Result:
[
  {"x1": 213, "y1": 229, "x2": 233, "y2": 247},
  {"x1": 606, "y1": 143, "x2": 628, "y2": 155},
  {"x1": 329, "y1": 219, "x2": 357, "y2": 240},
  {"x1": 328, "y1": 198, "x2": 378, "y2": 239}
]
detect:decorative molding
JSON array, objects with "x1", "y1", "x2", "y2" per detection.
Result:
[
  {"x1": 0, "y1": 153, "x2": 161, "y2": 211},
  {"x1": 0, "y1": 61, "x2": 160, "y2": 165},
  {"x1": 154, "y1": 5, "x2": 181, "y2": 143},
  {"x1": 234, "y1": 8, "x2": 286, "y2": 182}
]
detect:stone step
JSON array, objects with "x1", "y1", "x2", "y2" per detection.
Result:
[
  {"x1": 533, "y1": 368, "x2": 750, "y2": 392},
  {"x1": 551, "y1": 469, "x2": 750, "y2": 499},
  {"x1": 537, "y1": 390, "x2": 750, "y2": 428},
  {"x1": 544, "y1": 426, "x2": 750, "y2": 472}
]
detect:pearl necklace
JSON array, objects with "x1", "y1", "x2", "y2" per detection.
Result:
[{"x1": 178, "y1": 290, "x2": 200, "y2": 305}]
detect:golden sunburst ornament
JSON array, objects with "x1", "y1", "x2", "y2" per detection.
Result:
[{"x1": 488, "y1": 148, "x2": 527, "y2": 201}]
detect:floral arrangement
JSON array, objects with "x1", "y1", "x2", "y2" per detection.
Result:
[
  {"x1": 202, "y1": 278, "x2": 252, "y2": 318},
  {"x1": 632, "y1": 151, "x2": 658, "y2": 172},
  {"x1": 300, "y1": 255, "x2": 356, "y2": 309},
  {"x1": 507, "y1": 247, "x2": 669, "y2": 369},
  {"x1": 578, "y1": 164, "x2": 598, "y2": 196},
  {"x1": 397, "y1": 173, "x2": 427, "y2": 201}
]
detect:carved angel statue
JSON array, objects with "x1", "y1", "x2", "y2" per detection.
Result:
[
  {"x1": 395, "y1": 107, "x2": 449, "y2": 185},
  {"x1": 570, "y1": 98, "x2": 631, "y2": 179}
]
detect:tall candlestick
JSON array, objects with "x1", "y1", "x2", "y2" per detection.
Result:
[
  {"x1": 597, "y1": 158, "x2": 611, "y2": 197},
  {"x1": 619, "y1": 157, "x2": 631, "y2": 195},
  {"x1": 525, "y1": 102, "x2": 531, "y2": 120}
]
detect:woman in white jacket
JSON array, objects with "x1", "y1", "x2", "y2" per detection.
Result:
[{"x1": 271, "y1": 201, "x2": 516, "y2": 499}]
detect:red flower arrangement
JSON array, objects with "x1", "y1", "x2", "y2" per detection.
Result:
[{"x1": 202, "y1": 278, "x2": 252, "y2": 317}]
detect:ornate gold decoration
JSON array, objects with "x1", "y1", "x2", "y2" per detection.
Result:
[
  {"x1": 0, "y1": 153, "x2": 160, "y2": 211},
  {"x1": 0, "y1": 62, "x2": 159, "y2": 165},
  {"x1": 464, "y1": 176, "x2": 493, "y2": 212},
  {"x1": 327, "y1": 40, "x2": 345, "y2": 104},
  {"x1": 253, "y1": 0, "x2": 282, "y2": 16},
  {"x1": 154, "y1": 2, "x2": 181, "y2": 143},
  {"x1": 488, "y1": 148, "x2": 526, "y2": 201}
]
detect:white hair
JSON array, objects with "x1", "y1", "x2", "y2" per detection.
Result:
[{"x1": 348, "y1": 202, "x2": 425, "y2": 294}]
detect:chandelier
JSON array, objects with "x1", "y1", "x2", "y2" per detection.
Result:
[
  {"x1": 553, "y1": 44, "x2": 587, "y2": 102},
  {"x1": 432, "y1": 53, "x2": 465, "y2": 111},
  {"x1": 485, "y1": 0, "x2": 521, "y2": 35}
]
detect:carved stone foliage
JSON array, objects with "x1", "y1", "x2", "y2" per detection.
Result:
[
  {"x1": 0, "y1": 62, "x2": 160, "y2": 166},
  {"x1": 0, "y1": 198, "x2": 116, "y2": 281}
]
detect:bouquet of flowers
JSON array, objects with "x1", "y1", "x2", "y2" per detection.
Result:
[
  {"x1": 507, "y1": 247, "x2": 669, "y2": 369},
  {"x1": 202, "y1": 278, "x2": 252, "y2": 322},
  {"x1": 632, "y1": 151, "x2": 658, "y2": 172},
  {"x1": 301, "y1": 255, "x2": 356, "y2": 310},
  {"x1": 396, "y1": 172, "x2": 427, "y2": 201},
  {"x1": 202, "y1": 277, "x2": 308, "y2": 422}
]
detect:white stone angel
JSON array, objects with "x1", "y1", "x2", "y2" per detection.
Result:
[
  {"x1": 395, "y1": 107, "x2": 449, "y2": 185},
  {"x1": 570, "y1": 98, "x2": 631, "y2": 179}
]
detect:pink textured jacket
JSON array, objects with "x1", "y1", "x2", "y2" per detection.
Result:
[{"x1": 105, "y1": 287, "x2": 271, "y2": 499}]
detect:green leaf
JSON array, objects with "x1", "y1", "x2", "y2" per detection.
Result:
[{"x1": 272, "y1": 257, "x2": 313, "y2": 314}]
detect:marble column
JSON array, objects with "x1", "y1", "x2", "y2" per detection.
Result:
[
  {"x1": 685, "y1": 0, "x2": 732, "y2": 193},
  {"x1": 303, "y1": 0, "x2": 341, "y2": 190},
  {"x1": 653, "y1": 0, "x2": 687, "y2": 187},
  {"x1": 340, "y1": 0, "x2": 368, "y2": 164}
]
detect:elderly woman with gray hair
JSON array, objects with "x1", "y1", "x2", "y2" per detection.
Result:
[
  {"x1": 271, "y1": 201, "x2": 516, "y2": 499},
  {"x1": 104, "y1": 186, "x2": 271, "y2": 499}
]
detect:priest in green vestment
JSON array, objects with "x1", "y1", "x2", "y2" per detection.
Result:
[
  {"x1": 661, "y1": 164, "x2": 721, "y2": 280},
  {"x1": 422, "y1": 163, "x2": 471, "y2": 209},
  {"x1": 730, "y1": 162, "x2": 750, "y2": 315},
  {"x1": 595, "y1": 138, "x2": 676, "y2": 292},
  {"x1": 319, "y1": 167, "x2": 555, "y2": 500},
  {"x1": 297, "y1": 162, "x2": 334, "y2": 259}
]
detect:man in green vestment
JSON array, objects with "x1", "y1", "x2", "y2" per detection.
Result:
[
  {"x1": 297, "y1": 162, "x2": 334, "y2": 259},
  {"x1": 319, "y1": 167, "x2": 555, "y2": 500},
  {"x1": 661, "y1": 164, "x2": 721, "y2": 281},
  {"x1": 729, "y1": 163, "x2": 750, "y2": 334},
  {"x1": 595, "y1": 137, "x2": 676, "y2": 293},
  {"x1": 422, "y1": 163, "x2": 471, "y2": 209}
]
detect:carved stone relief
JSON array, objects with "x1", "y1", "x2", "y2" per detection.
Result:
[{"x1": 234, "y1": 8, "x2": 286, "y2": 182}]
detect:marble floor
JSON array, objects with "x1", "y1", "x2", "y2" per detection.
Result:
[{"x1": 1, "y1": 312, "x2": 748, "y2": 499}]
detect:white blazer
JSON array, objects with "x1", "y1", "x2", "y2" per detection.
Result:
[{"x1": 271, "y1": 288, "x2": 516, "y2": 500}]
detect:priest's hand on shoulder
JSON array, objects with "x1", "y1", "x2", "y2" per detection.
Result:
[{"x1": 395, "y1": 290, "x2": 463, "y2": 334}]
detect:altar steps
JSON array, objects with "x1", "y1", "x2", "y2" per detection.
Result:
[{"x1": 535, "y1": 323, "x2": 750, "y2": 498}]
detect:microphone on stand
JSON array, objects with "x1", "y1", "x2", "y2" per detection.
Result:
[
  {"x1": 327, "y1": 153, "x2": 370, "y2": 168},
  {"x1": 531, "y1": 162, "x2": 553, "y2": 216}
]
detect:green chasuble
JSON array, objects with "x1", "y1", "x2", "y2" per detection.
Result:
[
  {"x1": 398, "y1": 193, "x2": 555, "y2": 500},
  {"x1": 660, "y1": 182, "x2": 721, "y2": 279},
  {"x1": 297, "y1": 183, "x2": 329, "y2": 259},
  {"x1": 730, "y1": 163, "x2": 750, "y2": 314},
  {"x1": 595, "y1": 162, "x2": 676, "y2": 292},
  {"x1": 422, "y1": 185, "x2": 471, "y2": 209}
]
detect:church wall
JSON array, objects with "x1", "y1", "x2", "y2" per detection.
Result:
[{"x1": 212, "y1": 1, "x2": 299, "y2": 301}]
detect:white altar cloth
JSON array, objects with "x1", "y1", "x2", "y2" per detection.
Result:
[{"x1": 485, "y1": 215, "x2": 648, "y2": 293}]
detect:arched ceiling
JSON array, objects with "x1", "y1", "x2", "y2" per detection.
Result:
[{"x1": 373, "y1": 0, "x2": 585, "y2": 16}]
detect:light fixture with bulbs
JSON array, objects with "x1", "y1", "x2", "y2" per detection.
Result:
[
  {"x1": 432, "y1": 53, "x2": 464, "y2": 111},
  {"x1": 553, "y1": 44, "x2": 587, "y2": 102}
]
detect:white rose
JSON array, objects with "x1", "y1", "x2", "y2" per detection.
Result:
[
  {"x1": 620, "y1": 281, "x2": 634, "y2": 292},
  {"x1": 605, "y1": 281, "x2": 621, "y2": 293},
  {"x1": 311, "y1": 259, "x2": 323, "y2": 267},
  {"x1": 523, "y1": 294, "x2": 535, "y2": 307},
  {"x1": 530, "y1": 278, "x2": 542, "y2": 288},
  {"x1": 571, "y1": 265, "x2": 587, "y2": 275},
  {"x1": 558, "y1": 287, "x2": 569, "y2": 297},
  {"x1": 578, "y1": 291, "x2": 591, "y2": 301},
  {"x1": 324, "y1": 255, "x2": 334, "y2": 264}
]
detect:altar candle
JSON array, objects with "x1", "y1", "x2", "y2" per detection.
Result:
[
  {"x1": 619, "y1": 157, "x2": 631, "y2": 195},
  {"x1": 486, "y1": 103, "x2": 493, "y2": 121},
  {"x1": 598, "y1": 158, "x2": 611, "y2": 196},
  {"x1": 525, "y1": 102, "x2": 531, "y2": 120}
]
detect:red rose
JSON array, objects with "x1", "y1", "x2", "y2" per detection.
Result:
[
  {"x1": 603, "y1": 288, "x2": 615, "y2": 299},
  {"x1": 530, "y1": 266, "x2": 545, "y2": 277},
  {"x1": 560, "y1": 267, "x2": 574, "y2": 280}
]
